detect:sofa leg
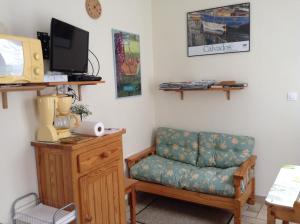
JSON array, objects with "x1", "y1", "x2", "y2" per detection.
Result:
[
  {"x1": 247, "y1": 178, "x2": 256, "y2": 205},
  {"x1": 247, "y1": 195, "x2": 256, "y2": 205},
  {"x1": 234, "y1": 214, "x2": 241, "y2": 224},
  {"x1": 234, "y1": 205, "x2": 242, "y2": 224}
]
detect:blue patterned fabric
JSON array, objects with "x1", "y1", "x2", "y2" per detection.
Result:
[
  {"x1": 197, "y1": 132, "x2": 255, "y2": 168},
  {"x1": 130, "y1": 155, "x2": 239, "y2": 197},
  {"x1": 182, "y1": 166, "x2": 238, "y2": 197},
  {"x1": 156, "y1": 127, "x2": 199, "y2": 165}
]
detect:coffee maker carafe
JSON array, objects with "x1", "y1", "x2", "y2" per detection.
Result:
[{"x1": 36, "y1": 95, "x2": 80, "y2": 142}]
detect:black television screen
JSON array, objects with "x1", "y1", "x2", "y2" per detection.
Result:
[{"x1": 50, "y1": 18, "x2": 89, "y2": 73}]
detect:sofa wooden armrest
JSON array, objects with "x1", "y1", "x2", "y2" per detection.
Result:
[
  {"x1": 125, "y1": 146, "x2": 156, "y2": 169},
  {"x1": 233, "y1": 155, "x2": 257, "y2": 201},
  {"x1": 234, "y1": 155, "x2": 257, "y2": 180}
]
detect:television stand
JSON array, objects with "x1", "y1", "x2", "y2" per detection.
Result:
[{"x1": 68, "y1": 74, "x2": 102, "y2": 82}]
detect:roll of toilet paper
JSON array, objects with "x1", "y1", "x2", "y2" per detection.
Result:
[{"x1": 73, "y1": 121, "x2": 105, "y2": 136}]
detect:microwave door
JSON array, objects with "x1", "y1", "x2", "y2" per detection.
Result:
[{"x1": 0, "y1": 39, "x2": 24, "y2": 77}]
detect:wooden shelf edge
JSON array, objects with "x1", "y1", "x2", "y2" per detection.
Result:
[
  {"x1": 45, "y1": 80, "x2": 105, "y2": 86},
  {"x1": 0, "y1": 80, "x2": 105, "y2": 88},
  {"x1": 161, "y1": 87, "x2": 244, "y2": 92},
  {"x1": 0, "y1": 85, "x2": 46, "y2": 92},
  {"x1": 0, "y1": 85, "x2": 46, "y2": 109},
  {"x1": 0, "y1": 80, "x2": 105, "y2": 109},
  {"x1": 161, "y1": 87, "x2": 245, "y2": 101}
]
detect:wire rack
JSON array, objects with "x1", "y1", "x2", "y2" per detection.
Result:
[{"x1": 12, "y1": 193, "x2": 77, "y2": 224}]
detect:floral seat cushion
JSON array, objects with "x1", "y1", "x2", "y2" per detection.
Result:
[
  {"x1": 130, "y1": 155, "x2": 239, "y2": 197},
  {"x1": 156, "y1": 127, "x2": 199, "y2": 165},
  {"x1": 197, "y1": 132, "x2": 255, "y2": 168},
  {"x1": 182, "y1": 166, "x2": 238, "y2": 197}
]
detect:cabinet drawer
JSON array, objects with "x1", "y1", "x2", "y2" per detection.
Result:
[{"x1": 78, "y1": 141, "x2": 121, "y2": 173}]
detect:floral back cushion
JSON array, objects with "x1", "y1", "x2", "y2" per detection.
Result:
[
  {"x1": 197, "y1": 132, "x2": 255, "y2": 168},
  {"x1": 156, "y1": 127, "x2": 199, "y2": 165}
]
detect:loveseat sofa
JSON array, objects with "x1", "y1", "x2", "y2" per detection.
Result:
[{"x1": 126, "y1": 127, "x2": 256, "y2": 224}]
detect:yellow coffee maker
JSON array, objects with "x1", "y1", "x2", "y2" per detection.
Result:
[{"x1": 36, "y1": 95, "x2": 80, "y2": 142}]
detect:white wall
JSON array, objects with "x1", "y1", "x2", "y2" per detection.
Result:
[
  {"x1": 2, "y1": 0, "x2": 300, "y2": 221},
  {"x1": 152, "y1": 0, "x2": 300, "y2": 196},
  {"x1": 0, "y1": 0, "x2": 155, "y2": 222}
]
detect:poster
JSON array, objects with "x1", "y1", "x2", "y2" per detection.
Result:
[
  {"x1": 112, "y1": 29, "x2": 141, "y2": 97},
  {"x1": 187, "y1": 3, "x2": 250, "y2": 56}
]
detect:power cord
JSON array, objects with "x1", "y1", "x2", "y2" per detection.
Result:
[
  {"x1": 88, "y1": 49, "x2": 100, "y2": 76},
  {"x1": 88, "y1": 58, "x2": 95, "y2": 76},
  {"x1": 67, "y1": 86, "x2": 79, "y2": 103}
]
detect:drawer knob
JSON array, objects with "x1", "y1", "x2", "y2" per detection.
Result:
[
  {"x1": 85, "y1": 215, "x2": 93, "y2": 223},
  {"x1": 34, "y1": 67, "x2": 41, "y2": 75},
  {"x1": 101, "y1": 151, "x2": 111, "y2": 158}
]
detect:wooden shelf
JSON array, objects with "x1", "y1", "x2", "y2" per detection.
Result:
[
  {"x1": 42, "y1": 80, "x2": 105, "y2": 101},
  {"x1": 161, "y1": 87, "x2": 245, "y2": 100},
  {"x1": 0, "y1": 80, "x2": 105, "y2": 109},
  {"x1": 45, "y1": 80, "x2": 105, "y2": 86},
  {"x1": 0, "y1": 85, "x2": 46, "y2": 92},
  {"x1": 0, "y1": 84, "x2": 46, "y2": 109}
]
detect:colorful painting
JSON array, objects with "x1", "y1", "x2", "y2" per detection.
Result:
[
  {"x1": 187, "y1": 3, "x2": 250, "y2": 56},
  {"x1": 112, "y1": 29, "x2": 141, "y2": 97}
]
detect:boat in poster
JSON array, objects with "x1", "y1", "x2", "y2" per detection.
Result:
[
  {"x1": 200, "y1": 5, "x2": 249, "y2": 29},
  {"x1": 200, "y1": 13, "x2": 249, "y2": 29},
  {"x1": 202, "y1": 21, "x2": 226, "y2": 35}
]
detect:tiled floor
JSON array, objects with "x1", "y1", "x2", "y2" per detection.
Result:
[{"x1": 126, "y1": 194, "x2": 298, "y2": 224}]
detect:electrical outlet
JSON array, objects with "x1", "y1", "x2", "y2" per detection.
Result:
[{"x1": 287, "y1": 92, "x2": 298, "y2": 101}]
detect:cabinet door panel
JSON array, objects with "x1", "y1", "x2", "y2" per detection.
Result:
[
  {"x1": 35, "y1": 149, "x2": 73, "y2": 208},
  {"x1": 80, "y1": 160, "x2": 125, "y2": 224}
]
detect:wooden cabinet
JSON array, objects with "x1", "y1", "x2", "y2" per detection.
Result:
[
  {"x1": 80, "y1": 161, "x2": 124, "y2": 224},
  {"x1": 31, "y1": 130, "x2": 126, "y2": 224}
]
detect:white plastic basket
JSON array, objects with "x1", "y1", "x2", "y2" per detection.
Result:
[{"x1": 12, "y1": 193, "x2": 77, "y2": 224}]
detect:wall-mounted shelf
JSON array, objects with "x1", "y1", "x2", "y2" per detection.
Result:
[
  {"x1": 161, "y1": 87, "x2": 245, "y2": 100},
  {"x1": 41, "y1": 80, "x2": 105, "y2": 101},
  {"x1": 45, "y1": 80, "x2": 104, "y2": 86},
  {"x1": 0, "y1": 85, "x2": 46, "y2": 109},
  {"x1": 0, "y1": 80, "x2": 105, "y2": 109}
]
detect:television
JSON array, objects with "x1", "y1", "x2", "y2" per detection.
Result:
[
  {"x1": 50, "y1": 18, "x2": 89, "y2": 74},
  {"x1": 0, "y1": 34, "x2": 44, "y2": 83}
]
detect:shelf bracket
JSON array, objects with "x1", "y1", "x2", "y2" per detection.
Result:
[
  {"x1": 78, "y1": 85, "x2": 82, "y2": 101},
  {"x1": 180, "y1": 91, "x2": 184, "y2": 100},
  {"x1": 1, "y1": 92, "x2": 8, "y2": 109},
  {"x1": 225, "y1": 90, "x2": 230, "y2": 100}
]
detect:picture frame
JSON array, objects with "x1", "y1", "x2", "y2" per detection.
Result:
[
  {"x1": 187, "y1": 3, "x2": 250, "y2": 57},
  {"x1": 112, "y1": 29, "x2": 142, "y2": 98}
]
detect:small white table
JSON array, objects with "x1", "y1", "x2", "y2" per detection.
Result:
[{"x1": 266, "y1": 165, "x2": 300, "y2": 224}]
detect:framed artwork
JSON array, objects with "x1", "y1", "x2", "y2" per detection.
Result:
[
  {"x1": 112, "y1": 29, "x2": 141, "y2": 98},
  {"x1": 187, "y1": 3, "x2": 250, "y2": 57}
]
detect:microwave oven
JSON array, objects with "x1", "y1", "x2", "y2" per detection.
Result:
[{"x1": 0, "y1": 34, "x2": 44, "y2": 83}]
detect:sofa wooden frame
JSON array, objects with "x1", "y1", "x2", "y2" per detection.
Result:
[{"x1": 126, "y1": 146, "x2": 257, "y2": 224}]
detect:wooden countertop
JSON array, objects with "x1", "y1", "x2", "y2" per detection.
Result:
[{"x1": 31, "y1": 128, "x2": 126, "y2": 150}]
